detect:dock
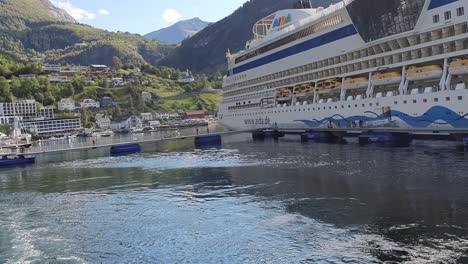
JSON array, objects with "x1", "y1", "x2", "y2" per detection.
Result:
[{"x1": 2, "y1": 129, "x2": 251, "y2": 157}]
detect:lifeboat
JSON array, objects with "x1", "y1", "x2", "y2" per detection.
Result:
[
  {"x1": 372, "y1": 72, "x2": 402, "y2": 86},
  {"x1": 449, "y1": 59, "x2": 468, "y2": 75},
  {"x1": 276, "y1": 88, "x2": 292, "y2": 101},
  {"x1": 406, "y1": 65, "x2": 443, "y2": 81},
  {"x1": 293, "y1": 84, "x2": 313, "y2": 96},
  {"x1": 343, "y1": 77, "x2": 369, "y2": 90},
  {"x1": 316, "y1": 79, "x2": 342, "y2": 90}
]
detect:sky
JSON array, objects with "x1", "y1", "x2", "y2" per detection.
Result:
[{"x1": 50, "y1": 0, "x2": 250, "y2": 35}]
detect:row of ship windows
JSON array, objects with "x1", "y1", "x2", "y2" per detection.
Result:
[
  {"x1": 433, "y1": 7, "x2": 464, "y2": 23},
  {"x1": 225, "y1": 40, "x2": 468, "y2": 98},
  {"x1": 226, "y1": 96, "x2": 464, "y2": 117},
  {"x1": 234, "y1": 15, "x2": 344, "y2": 65},
  {"x1": 224, "y1": 22, "x2": 468, "y2": 93}
]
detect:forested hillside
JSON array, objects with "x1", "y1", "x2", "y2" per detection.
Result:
[{"x1": 0, "y1": 0, "x2": 175, "y2": 66}]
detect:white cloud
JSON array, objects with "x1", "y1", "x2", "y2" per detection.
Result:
[
  {"x1": 51, "y1": 1, "x2": 96, "y2": 20},
  {"x1": 162, "y1": 8, "x2": 182, "y2": 24},
  {"x1": 99, "y1": 9, "x2": 110, "y2": 15}
]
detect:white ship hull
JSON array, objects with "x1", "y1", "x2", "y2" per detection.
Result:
[
  {"x1": 220, "y1": 89, "x2": 468, "y2": 131},
  {"x1": 220, "y1": 0, "x2": 468, "y2": 133}
]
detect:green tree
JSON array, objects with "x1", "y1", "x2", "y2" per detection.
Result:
[
  {"x1": 80, "y1": 108, "x2": 92, "y2": 128},
  {"x1": 112, "y1": 56, "x2": 123, "y2": 70},
  {"x1": 60, "y1": 83, "x2": 75, "y2": 98},
  {"x1": 19, "y1": 78, "x2": 39, "y2": 98},
  {"x1": 10, "y1": 76, "x2": 21, "y2": 98},
  {"x1": 72, "y1": 76, "x2": 85, "y2": 94},
  {"x1": 0, "y1": 77, "x2": 12, "y2": 101}
]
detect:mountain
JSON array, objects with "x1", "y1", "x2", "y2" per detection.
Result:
[
  {"x1": 145, "y1": 18, "x2": 210, "y2": 44},
  {"x1": 0, "y1": 0, "x2": 174, "y2": 66},
  {"x1": 0, "y1": 0, "x2": 76, "y2": 30},
  {"x1": 159, "y1": 0, "x2": 338, "y2": 74}
]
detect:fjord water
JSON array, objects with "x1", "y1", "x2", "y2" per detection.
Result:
[{"x1": 0, "y1": 134, "x2": 467, "y2": 263}]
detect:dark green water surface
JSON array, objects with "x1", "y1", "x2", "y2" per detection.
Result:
[{"x1": 0, "y1": 134, "x2": 467, "y2": 263}]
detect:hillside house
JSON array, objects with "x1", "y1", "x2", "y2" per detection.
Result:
[
  {"x1": 179, "y1": 70, "x2": 195, "y2": 83},
  {"x1": 109, "y1": 78, "x2": 126, "y2": 87},
  {"x1": 95, "y1": 114, "x2": 111, "y2": 129},
  {"x1": 58, "y1": 98, "x2": 76, "y2": 111},
  {"x1": 90, "y1": 64, "x2": 109, "y2": 74},
  {"x1": 99, "y1": 96, "x2": 115, "y2": 108},
  {"x1": 110, "y1": 115, "x2": 143, "y2": 131},
  {"x1": 80, "y1": 99, "x2": 100, "y2": 109},
  {"x1": 183, "y1": 111, "x2": 205, "y2": 119},
  {"x1": 19, "y1": 74, "x2": 37, "y2": 80}
]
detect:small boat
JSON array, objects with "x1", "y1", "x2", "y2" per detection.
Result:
[
  {"x1": 343, "y1": 77, "x2": 368, "y2": 90},
  {"x1": 0, "y1": 155, "x2": 35, "y2": 167},
  {"x1": 276, "y1": 88, "x2": 292, "y2": 101},
  {"x1": 195, "y1": 135, "x2": 222, "y2": 148},
  {"x1": 110, "y1": 144, "x2": 141, "y2": 155},
  {"x1": 372, "y1": 72, "x2": 402, "y2": 86},
  {"x1": 293, "y1": 84, "x2": 314, "y2": 95},
  {"x1": 100, "y1": 131, "x2": 114, "y2": 137},
  {"x1": 316, "y1": 79, "x2": 341, "y2": 90},
  {"x1": 449, "y1": 58, "x2": 468, "y2": 75},
  {"x1": 406, "y1": 65, "x2": 443, "y2": 81}
]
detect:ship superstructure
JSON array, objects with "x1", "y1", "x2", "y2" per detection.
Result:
[{"x1": 219, "y1": 0, "x2": 468, "y2": 131}]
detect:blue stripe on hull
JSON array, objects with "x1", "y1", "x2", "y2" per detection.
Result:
[
  {"x1": 232, "y1": 24, "x2": 358, "y2": 75},
  {"x1": 428, "y1": 0, "x2": 459, "y2": 10},
  {"x1": 295, "y1": 106, "x2": 468, "y2": 129}
]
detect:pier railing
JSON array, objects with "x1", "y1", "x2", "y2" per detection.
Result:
[{"x1": 1, "y1": 126, "x2": 249, "y2": 156}]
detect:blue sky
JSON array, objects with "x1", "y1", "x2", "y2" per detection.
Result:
[{"x1": 51, "y1": 0, "x2": 249, "y2": 35}]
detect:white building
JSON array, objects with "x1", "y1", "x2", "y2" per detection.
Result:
[
  {"x1": 48, "y1": 76, "x2": 70, "y2": 83},
  {"x1": 74, "y1": 43, "x2": 88, "y2": 49},
  {"x1": 70, "y1": 66, "x2": 89, "y2": 72},
  {"x1": 58, "y1": 98, "x2": 76, "y2": 111},
  {"x1": 19, "y1": 74, "x2": 37, "y2": 80},
  {"x1": 0, "y1": 100, "x2": 37, "y2": 121},
  {"x1": 140, "y1": 113, "x2": 153, "y2": 121},
  {"x1": 109, "y1": 78, "x2": 126, "y2": 87},
  {"x1": 180, "y1": 70, "x2": 195, "y2": 83},
  {"x1": 23, "y1": 118, "x2": 81, "y2": 136},
  {"x1": 110, "y1": 115, "x2": 143, "y2": 131},
  {"x1": 80, "y1": 99, "x2": 100, "y2": 109},
  {"x1": 43, "y1": 64, "x2": 62, "y2": 72},
  {"x1": 153, "y1": 112, "x2": 180, "y2": 120},
  {"x1": 95, "y1": 115, "x2": 111, "y2": 129},
  {"x1": 90, "y1": 65, "x2": 109, "y2": 73},
  {"x1": 37, "y1": 107, "x2": 55, "y2": 120}
]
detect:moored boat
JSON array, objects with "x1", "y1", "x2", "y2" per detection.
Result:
[
  {"x1": 0, "y1": 155, "x2": 35, "y2": 167},
  {"x1": 110, "y1": 144, "x2": 141, "y2": 155}
]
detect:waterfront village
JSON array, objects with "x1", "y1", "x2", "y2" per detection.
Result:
[{"x1": 0, "y1": 61, "x2": 220, "y2": 142}]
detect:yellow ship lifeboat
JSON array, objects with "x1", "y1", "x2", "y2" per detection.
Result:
[
  {"x1": 406, "y1": 65, "x2": 443, "y2": 81},
  {"x1": 276, "y1": 88, "x2": 292, "y2": 101},
  {"x1": 343, "y1": 77, "x2": 369, "y2": 90},
  {"x1": 449, "y1": 59, "x2": 468, "y2": 75},
  {"x1": 293, "y1": 84, "x2": 313, "y2": 96},
  {"x1": 316, "y1": 79, "x2": 342, "y2": 90},
  {"x1": 372, "y1": 72, "x2": 402, "y2": 86}
]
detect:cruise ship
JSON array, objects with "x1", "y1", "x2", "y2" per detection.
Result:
[{"x1": 218, "y1": 0, "x2": 468, "y2": 133}]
